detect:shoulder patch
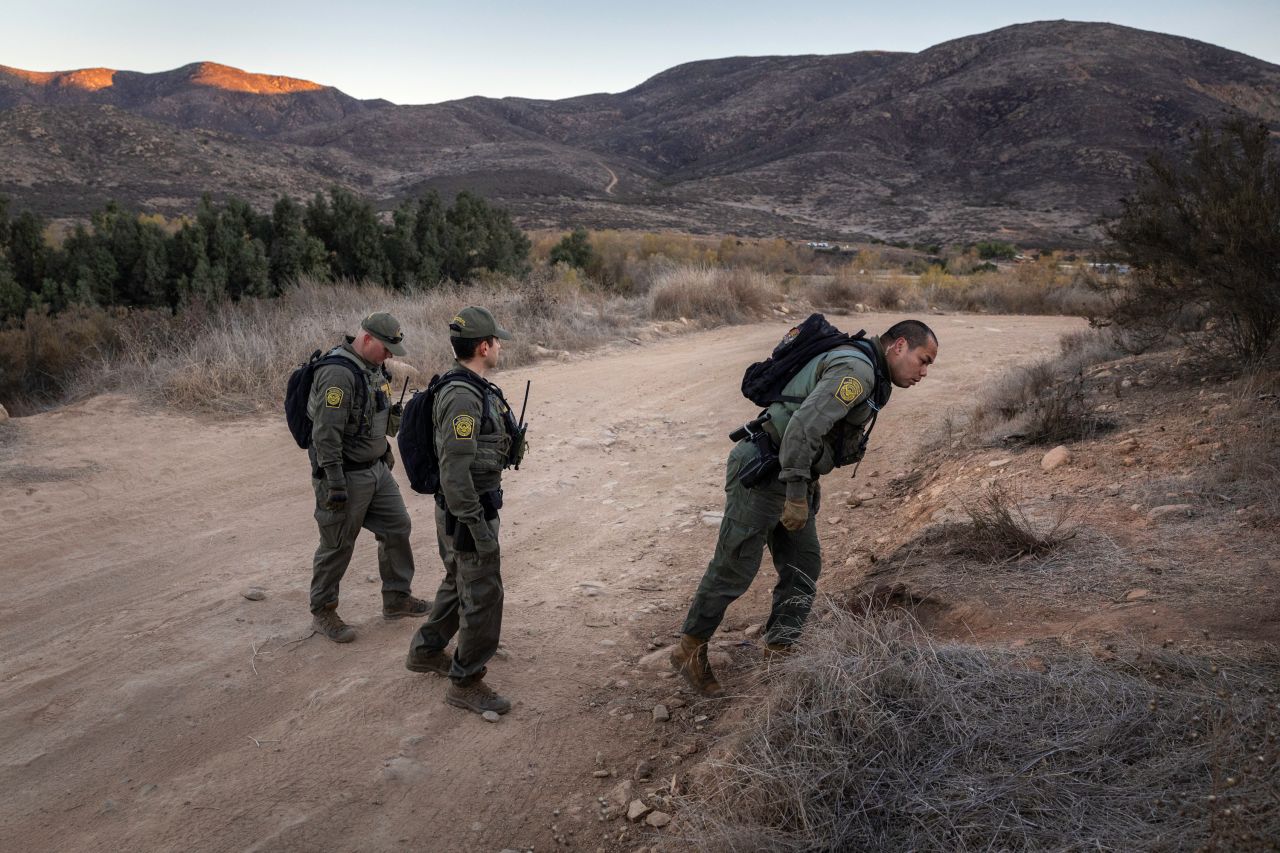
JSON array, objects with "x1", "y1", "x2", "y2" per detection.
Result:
[
  {"x1": 452, "y1": 413, "x2": 476, "y2": 439},
  {"x1": 324, "y1": 387, "x2": 344, "y2": 408},
  {"x1": 835, "y1": 376, "x2": 863, "y2": 406}
]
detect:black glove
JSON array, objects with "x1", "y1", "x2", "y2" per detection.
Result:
[{"x1": 324, "y1": 486, "x2": 348, "y2": 511}]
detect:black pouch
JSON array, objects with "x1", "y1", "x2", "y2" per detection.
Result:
[
  {"x1": 479, "y1": 489, "x2": 504, "y2": 519},
  {"x1": 738, "y1": 433, "x2": 781, "y2": 488}
]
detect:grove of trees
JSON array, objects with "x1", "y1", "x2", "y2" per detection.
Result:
[{"x1": 0, "y1": 188, "x2": 531, "y2": 322}]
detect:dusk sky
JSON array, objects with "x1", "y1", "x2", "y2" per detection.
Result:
[{"x1": 3, "y1": 1, "x2": 1277, "y2": 104}]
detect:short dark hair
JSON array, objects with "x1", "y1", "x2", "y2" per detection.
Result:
[
  {"x1": 882, "y1": 319, "x2": 938, "y2": 350},
  {"x1": 451, "y1": 335, "x2": 495, "y2": 360}
]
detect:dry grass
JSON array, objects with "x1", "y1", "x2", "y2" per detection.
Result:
[
  {"x1": 648, "y1": 266, "x2": 779, "y2": 324},
  {"x1": 1195, "y1": 367, "x2": 1280, "y2": 521},
  {"x1": 965, "y1": 329, "x2": 1125, "y2": 446},
  {"x1": 956, "y1": 483, "x2": 1077, "y2": 561},
  {"x1": 70, "y1": 270, "x2": 650, "y2": 415},
  {"x1": 679, "y1": 610, "x2": 1280, "y2": 852},
  {"x1": 808, "y1": 264, "x2": 1108, "y2": 318}
]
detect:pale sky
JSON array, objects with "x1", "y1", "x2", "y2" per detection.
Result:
[{"x1": 3, "y1": 1, "x2": 1276, "y2": 105}]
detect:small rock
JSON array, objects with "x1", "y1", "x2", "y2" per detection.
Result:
[
  {"x1": 1040, "y1": 445, "x2": 1071, "y2": 472},
  {"x1": 987, "y1": 458, "x2": 1011, "y2": 468},
  {"x1": 593, "y1": 769, "x2": 612, "y2": 778},
  {"x1": 1148, "y1": 504, "x2": 1194, "y2": 520},
  {"x1": 608, "y1": 779, "x2": 635, "y2": 808},
  {"x1": 638, "y1": 646, "x2": 673, "y2": 670},
  {"x1": 652, "y1": 705, "x2": 670, "y2": 722},
  {"x1": 482, "y1": 710, "x2": 501, "y2": 723},
  {"x1": 241, "y1": 587, "x2": 266, "y2": 601},
  {"x1": 855, "y1": 491, "x2": 876, "y2": 502},
  {"x1": 1103, "y1": 483, "x2": 1122, "y2": 497},
  {"x1": 646, "y1": 811, "x2": 672, "y2": 828},
  {"x1": 635, "y1": 759, "x2": 654, "y2": 779},
  {"x1": 665, "y1": 697, "x2": 686, "y2": 709},
  {"x1": 700, "y1": 512, "x2": 724, "y2": 527},
  {"x1": 627, "y1": 799, "x2": 652, "y2": 822},
  {"x1": 1124, "y1": 588, "x2": 1150, "y2": 601},
  {"x1": 0, "y1": 403, "x2": 9, "y2": 423}
]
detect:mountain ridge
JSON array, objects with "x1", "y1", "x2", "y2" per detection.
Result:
[{"x1": 3, "y1": 20, "x2": 1278, "y2": 244}]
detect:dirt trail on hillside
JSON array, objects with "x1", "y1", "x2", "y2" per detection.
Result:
[{"x1": 0, "y1": 312, "x2": 1080, "y2": 852}]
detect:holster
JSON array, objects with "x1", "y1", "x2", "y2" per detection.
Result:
[
  {"x1": 438, "y1": 490, "x2": 503, "y2": 552},
  {"x1": 738, "y1": 432, "x2": 780, "y2": 488}
]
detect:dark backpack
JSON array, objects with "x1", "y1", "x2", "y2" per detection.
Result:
[
  {"x1": 397, "y1": 368, "x2": 498, "y2": 495},
  {"x1": 741, "y1": 313, "x2": 883, "y2": 407},
  {"x1": 284, "y1": 349, "x2": 369, "y2": 449}
]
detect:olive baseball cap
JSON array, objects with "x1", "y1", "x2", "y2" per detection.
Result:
[
  {"x1": 360, "y1": 312, "x2": 407, "y2": 356},
  {"x1": 449, "y1": 306, "x2": 513, "y2": 340}
]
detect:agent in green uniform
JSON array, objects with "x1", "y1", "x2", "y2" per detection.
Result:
[
  {"x1": 308, "y1": 312, "x2": 429, "y2": 643},
  {"x1": 406, "y1": 306, "x2": 525, "y2": 716},
  {"x1": 672, "y1": 319, "x2": 939, "y2": 695}
]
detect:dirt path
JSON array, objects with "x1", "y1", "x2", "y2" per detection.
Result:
[{"x1": 0, "y1": 312, "x2": 1081, "y2": 851}]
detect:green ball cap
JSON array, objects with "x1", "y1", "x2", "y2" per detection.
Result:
[
  {"x1": 448, "y1": 306, "x2": 514, "y2": 341},
  {"x1": 361, "y1": 312, "x2": 407, "y2": 356}
]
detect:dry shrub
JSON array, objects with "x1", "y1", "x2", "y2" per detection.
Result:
[
  {"x1": 648, "y1": 266, "x2": 779, "y2": 323},
  {"x1": 0, "y1": 305, "x2": 130, "y2": 414},
  {"x1": 1199, "y1": 368, "x2": 1280, "y2": 520},
  {"x1": 680, "y1": 610, "x2": 1280, "y2": 852},
  {"x1": 969, "y1": 330, "x2": 1122, "y2": 445},
  {"x1": 957, "y1": 484, "x2": 1076, "y2": 561}
]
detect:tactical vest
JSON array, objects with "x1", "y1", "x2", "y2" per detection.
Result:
[{"x1": 766, "y1": 342, "x2": 891, "y2": 469}]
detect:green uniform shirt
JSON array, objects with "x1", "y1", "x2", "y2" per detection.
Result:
[
  {"x1": 433, "y1": 362, "x2": 513, "y2": 541},
  {"x1": 767, "y1": 336, "x2": 890, "y2": 491},
  {"x1": 308, "y1": 339, "x2": 393, "y2": 487}
]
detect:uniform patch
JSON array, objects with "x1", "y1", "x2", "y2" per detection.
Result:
[
  {"x1": 451, "y1": 314, "x2": 466, "y2": 328},
  {"x1": 835, "y1": 376, "x2": 863, "y2": 406},
  {"x1": 324, "y1": 387, "x2": 344, "y2": 408},
  {"x1": 453, "y1": 414, "x2": 475, "y2": 439}
]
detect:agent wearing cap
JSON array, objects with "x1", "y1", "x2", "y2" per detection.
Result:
[
  {"x1": 406, "y1": 306, "x2": 525, "y2": 716},
  {"x1": 307, "y1": 312, "x2": 429, "y2": 643}
]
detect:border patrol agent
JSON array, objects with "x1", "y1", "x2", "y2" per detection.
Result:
[
  {"x1": 406, "y1": 306, "x2": 525, "y2": 716},
  {"x1": 308, "y1": 312, "x2": 429, "y2": 643},
  {"x1": 672, "y1": 319, "x2": 939, "y2": 695}
]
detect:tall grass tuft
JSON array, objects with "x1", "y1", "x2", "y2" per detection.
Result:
[{"x1": 648, "y1": 266, "x2": 778, "y2": 324}]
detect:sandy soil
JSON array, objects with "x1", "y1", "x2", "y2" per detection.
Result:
[{"x1": 0, "y1": 312, "x2": 1082, "y2": 852}]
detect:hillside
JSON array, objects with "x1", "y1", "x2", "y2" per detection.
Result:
[{"x1": 3, "y1": 21, "x2": 1279, "y2": 242}]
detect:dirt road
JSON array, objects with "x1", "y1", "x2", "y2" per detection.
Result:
[{"x1": 0, "y1": 312, "x2": 1081, "y2": 851}]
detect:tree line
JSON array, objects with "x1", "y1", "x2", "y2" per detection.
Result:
[{"x1": 0, "y1": 188, "x2": 532, "y2": 322}]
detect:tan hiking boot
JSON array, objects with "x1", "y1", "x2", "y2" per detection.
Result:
[
  {"x1": 446, "y1": 679, "x2": 512, "y2": 715},
  {"x1": 406, "y1": 647, "x2": 452, "y2": 676},
  {"x1": 383, "y1": 593, "x2": 430, "y2": 620},
  {"x1": 313, "y1": 607, "x2": 355, "y2": 643},
  {"x1": 670, "y1": 634, "x2": 723, "y2": 697}
]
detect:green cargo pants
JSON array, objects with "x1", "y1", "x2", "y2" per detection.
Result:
[
  {"x1": 681, "y1": 440, "x2": 821, "y2": 647},
  {"x1": 408, "y1": 506, "x2": 503, "y2": 684},
  {"x1": 310, "y1": 460, "x2": 415, "y2": 612}
]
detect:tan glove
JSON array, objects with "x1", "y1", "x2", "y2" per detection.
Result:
[{"x1": 780, "y1": 498, "x2": 808, "y2": 531}]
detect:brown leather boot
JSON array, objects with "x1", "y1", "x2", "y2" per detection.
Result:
[
  {"x1": 312, "y1": 606, "x2": 355, "y2": 643},
  {"x1": 670, "y1": 634, "x2": 723, "y2": 697}
]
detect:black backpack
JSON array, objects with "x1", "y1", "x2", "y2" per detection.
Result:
[
  {"x1": 284, "y1": 349, "x2": 369, "y2": 449},
  {"x1": 397, "y1": 368, "x2": 500, "y2": 495},
  {"x1": 741, "y1": 313, "x2": 882, "y2": 407}
]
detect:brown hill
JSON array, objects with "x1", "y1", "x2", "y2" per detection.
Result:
[{"x1": 2, "y1": 21, "x2": 1278, "y2": 243}]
